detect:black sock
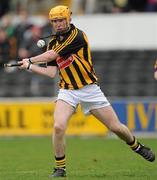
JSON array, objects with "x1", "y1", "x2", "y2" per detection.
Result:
[{"x1": 127, "y1": 137, "x2": 140, "y2": 150}]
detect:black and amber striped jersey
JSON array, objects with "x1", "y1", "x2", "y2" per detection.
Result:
[{"x1": 47, "y1": 24, "x2": 98, "y2": 90}]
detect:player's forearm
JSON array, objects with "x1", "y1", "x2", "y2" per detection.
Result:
[
  {"x1": 30, "y1": 64, "x2": 57, "y2": 78},
  {"x1": 154, "y1": 71, "x2": 157, "y2": 80},
  {"x1": 30, "y1": 50, "x2": 58, "y2": 63}
]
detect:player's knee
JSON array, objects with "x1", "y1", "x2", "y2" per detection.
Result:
[{"x1": 54, "y1": 124, "x2": 66, "y2": 135}]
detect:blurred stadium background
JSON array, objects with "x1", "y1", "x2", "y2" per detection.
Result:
[{"x1": 0, "y1": 0, "x2": 157, "y2": 136}]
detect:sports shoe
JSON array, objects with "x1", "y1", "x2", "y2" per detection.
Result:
[
  {"x1": 134, "y1": 143, "x2": 155, "y2": 162},
  {"x1": 51, "y1": 168, "x2": 66, "y2": 177}
]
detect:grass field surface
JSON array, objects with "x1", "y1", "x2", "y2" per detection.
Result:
[{"x1": 0, "y1": 136, "x2": 156, "y2": 180}]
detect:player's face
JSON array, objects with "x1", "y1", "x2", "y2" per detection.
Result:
[{"x1": 51, "y1": 18, "x2": 69, "y2": 34}]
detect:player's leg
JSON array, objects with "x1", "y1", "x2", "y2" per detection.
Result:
[
  {"x1": 90, "y1": 106, "x2": 155, "y2": 162},
  {"x1": 52, "y1": 99, "x2": 75, "y2": 177},
  {"x1": 91, "y1": 106, "x2": 134, "y2": 142}
]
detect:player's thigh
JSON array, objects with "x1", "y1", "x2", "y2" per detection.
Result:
[
  {"x1": 90, "y1": 105, "x2": 121, "y2": 129},
  {"x1": 54, "y1": 99, "x2": 75, "y2": 128}
]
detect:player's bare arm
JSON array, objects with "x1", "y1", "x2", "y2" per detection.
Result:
[
  {"x1": 18, "y1": 58, "x2": 57, "y2": 78},
  {"x1": 30, "y1": 65, "x2": 57, "y2": 78},
  {"x1": 18, "y1": 49, "x2": 59, "y2": 65},
  {"x1": 154, "y1": 71, "x2": 157, "y2": 80},
  {"x1": 154, "y1": 60, "x2": 157, "y2": 80}
]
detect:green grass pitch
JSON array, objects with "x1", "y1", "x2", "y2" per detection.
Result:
[{"x1": 0, "y1": 136, "x2": 156, "y2": 180}]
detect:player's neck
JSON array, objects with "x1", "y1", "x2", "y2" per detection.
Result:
[{"x1": 56, "y1": 25, "x2": 71, "y2": 37}]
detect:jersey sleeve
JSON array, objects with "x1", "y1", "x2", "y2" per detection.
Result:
[
  {"x1": 46, "y1": 38, "x2": 58, "y2": 66},
  {"x1": 53, "y1": 29, "x2": 86, "y2": 57}
]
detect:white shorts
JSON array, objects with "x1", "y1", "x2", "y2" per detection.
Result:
[{"x1": 57, "y1": 84, "x2": 110, "y2": 115}]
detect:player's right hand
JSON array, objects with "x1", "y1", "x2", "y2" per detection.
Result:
[{"x1": 18, "y1": 59, "x2": 30, "y2": 70}]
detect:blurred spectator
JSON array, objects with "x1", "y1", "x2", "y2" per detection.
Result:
[
  {"x1": 0, "y1": 14, "x2": 14, "y2": 38},
  {"x1": 84, "y1": 0, "x2": 97, "y2": 14},
  {"x1": 14, "y1": 9, "x2": 32, "y2": 57},
  {"x1": 41, "y1": 20, "x2": 54, "y2": 45},
  {"x1": 18, "y1": 25, "x2": 45, "y2": 59},
  {"x1": 18, "y1": 25, "x2": 48, "y2": 95},
  {"x1": 112, "y1": 0, "x2": 129, "y2": 13},
  {"x1": 42, "y1": 21, "x2": 53, "y2": 36},
  {"x1": 0, "y1": 0, "x2": 10, "y2": 17},
  {"x1": 126, "y1": 0, "x2": 147, "y2": 12},
  {"x1": 0, "y1": 27, "x2": 10, "y2": 68},
  {"x1": 60, "y1": 0, "x2": 72, "y2": 6},
  {"x1": 97, "y1": 0, "x2": 115, "y2": 13},
  {"x1": 146, "y1": 0, "x2": 157, "y2": 12},
  {"x1": 0, "y1": 14, "x2": 17, "y2": 60},
  {"x1": 71, "y1": 0, "x2": 85, "y2": 14}
]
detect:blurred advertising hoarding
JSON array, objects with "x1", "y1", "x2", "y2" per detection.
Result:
[
  {"x1": 0, "y1": 99, "x2": 108, "y2": 136},
  {"x1": 0, "y1": 98, "x2": 156, "y2": 136}
]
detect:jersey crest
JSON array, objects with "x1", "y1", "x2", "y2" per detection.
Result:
[{"x1": 56, "y1": 55, "x2": 74, "y2": 69}]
